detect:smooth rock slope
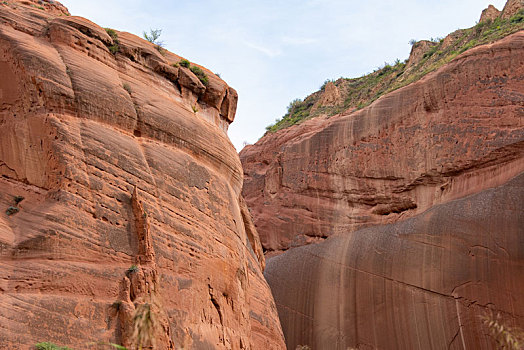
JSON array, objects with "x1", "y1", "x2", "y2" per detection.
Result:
[
  {"x1": 265, "y1": 173, "x2": 524, "y2": 349},
  {"x1": 0, "y1": 1, "x2": 284, "y2": 349}
]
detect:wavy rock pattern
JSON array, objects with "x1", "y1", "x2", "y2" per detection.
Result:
[
  {"x1": 0, "y1": 1, "x2": 284, "y2": 349},
  {"x1": 266, "y1": 174, "x2": 524, "y2": 349}
]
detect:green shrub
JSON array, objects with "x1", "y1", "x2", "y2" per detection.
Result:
[
  {"x1": 105, "y1": 28, "x2": 118, "y2": 41},
  {"x1": 108, "y1": 45, "x2": 119, "y2": 54},
  {"x1": 122, "y1": 83, "x2": 132, "y2": 94},
  {"x1": 127, "y1": 265, "x2": 139, "y2": 273},
  {"x1": 190, "y1": 65, "x2": 209, "y2": 86},
  {"x1": 6, "y1": 206, "x2": 18, "y2": 216},
  {"x1": 14, "y1": 196, "x2": 24, "y2": 204},
  {"x1": 105, "y1": 28, "x2": 120, "y2": 54},
  {"x1": 34, "y1": 342, "x2": 72, "y2": 350},
  {"x1": 511, "y1": 9, "x2": 524, "y2": 23},
  {"x1": 179, "y1": 59, "x2": 190, "y2": 68}
]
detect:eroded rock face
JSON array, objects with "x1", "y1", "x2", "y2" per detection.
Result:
[
  {"x1": 265, "y1": 174, "x2": 524, "y2": 349},
  {"x1": 241, "y1": 31, "x2": 524, "y2": 348},
  {"x1": 0, "y1": 1, "x2": 284, "y2": 349},
  {"x1": 241, "y1": 32, "x2": 524, "y2": 256},
  {"x1": 480, "y1": 4, "x2": 501, "y2": 22},
  {"x1": 501, "y1": 0, "x2": 524, "y2": 18}
]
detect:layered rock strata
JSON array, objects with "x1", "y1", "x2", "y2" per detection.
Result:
[
  {"x1": 241, "y1": 30, "x2": 524, "y2": 349},
  {"x1": 265, "y1": 174, "x2": 524, "y2": 349},
  {"x1": 0, "y1": 1, "x2": 284, "y2": 349},
  {"x1": 241, "y1": 31, "x2": 524, "y2": 256}
]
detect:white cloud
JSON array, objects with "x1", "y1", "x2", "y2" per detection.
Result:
[
  {"x1": 244, "y1": 41, "x2": 281, "y2": 57},
  {"x1": 281, "y1": 36, "x2": 318, "y2": 45}
]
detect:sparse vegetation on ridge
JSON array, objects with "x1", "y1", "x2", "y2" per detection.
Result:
[
  {"x1": 179, "y1": 59, "x2": 190, "y2": 68},
  {"x1": 190, "y1": 65, "x2": 209, "y2": 86},
  {"x1": 35, "y1": 341, "x2": 127, "y2": 350},
  {"x1": 265, "y1": 9, "x2": 524, "y2": 133},
  {"x1": 105, "y1": 28, "x2": 120, "y2": 54}
]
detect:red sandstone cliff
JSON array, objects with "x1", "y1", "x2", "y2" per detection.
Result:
[
  {"x1": 241, "y1": 21, "x2": 524, "y2": 350},
  {"x1": 241, "y1": 31, "x2": 524, "y2": 257},
  {"x1": 0, "y1": 1, "x2": 284, "y2": 349}
]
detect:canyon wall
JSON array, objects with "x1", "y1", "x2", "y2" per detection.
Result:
[
  {"x1": 265, "y1": 174, "x2": 523, "y2": 349},
  {"x1": 241, "y1": 31, "x2": 524, "y2": 256},
  {"x1": 241, "y1": 31, "x2": 524, "y2": 348},
  {"x1": 0, "y1": 1, "x2": 284, "y2": 349}
]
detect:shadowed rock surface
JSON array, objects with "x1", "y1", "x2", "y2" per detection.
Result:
[
  {"x1": 265, "y1": 173, "x2": 524, "y2": 349},
  {"x1": 0, "y1": 1, "x2": 284, "y2": 349}
]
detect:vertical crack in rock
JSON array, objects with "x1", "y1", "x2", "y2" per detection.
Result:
[
  {"x1": 453, "y1": 297, "x2": 467, "y2": 349},
  {"x1": 115, "y1": 186, "x2": 174, "y2": 349},
  {"x1": 208, "y1": 284, "x2": 227, "y2": 346},
  {"x1": 239, "y1": 195, "x2": 265, "y2": 270},
  {"x1": 208, "y1": 284, "x2": 224, "y2": 326},
  {"x1": 131, "y1": 185, "x2": 155, "y2": 264}
]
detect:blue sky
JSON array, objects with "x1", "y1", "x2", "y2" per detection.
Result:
[{"x1": 62, "y1": 0, "x2": 507, "y2": 151}]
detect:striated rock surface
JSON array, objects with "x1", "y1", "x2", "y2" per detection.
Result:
[
  {"x1": 0, "y1": 1, "x2": 284, "y2": 349},
  {"x1": 241, "y1": 30, "x2": 524, "y2": 348},
  {"x1": 265, "y1": 174, "x2": 524, "y2": 349},
  {"x1": 241, "y1": 31, "x2": 524, "y2": 255}
]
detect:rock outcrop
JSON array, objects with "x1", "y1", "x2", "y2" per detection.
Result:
[
  {"x1": 311, "y1": 81, "x2": 342, "y2": 114},
  {"x1": 480, "y1": 5, "x2": 501, "y2": 22},
  {"x1": 0, "y1": 1, "x2": 284, "y2": 349},
  {"x1": 501, "y1": 0, "x2": 524, "y2": 18},
  {"x1": 241, "y1": 30, "x2": 524, "y2": 348}
]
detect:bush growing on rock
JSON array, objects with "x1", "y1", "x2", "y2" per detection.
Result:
[
  {"x1": 190, "y1": 65, "x2": 209, "y2": 86},
  {"x1": 105, "y1": 28, "x2": 120, "y2": 54}
]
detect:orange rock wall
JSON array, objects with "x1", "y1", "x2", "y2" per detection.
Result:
[
  {"x1": 241, "y1": 32, "x2": 524, "y2": 348},
  {"x1": 241, "y1": 32, "x2": 524, "y2": 255},
  {"x1": 0, "y1": 1, "x2": 284, "y2": 349}
]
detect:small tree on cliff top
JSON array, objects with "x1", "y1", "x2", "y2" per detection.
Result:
[{"x1": 143, "y1": 28, "x2": 163, "y2": 47}]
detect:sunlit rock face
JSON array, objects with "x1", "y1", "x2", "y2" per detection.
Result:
[
  {"x1": 0, "y1": 1, "x2": 284, "y2": 349},
  {"x1": 241, "y1": 30, "x2": 524, "y2": 349}
]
